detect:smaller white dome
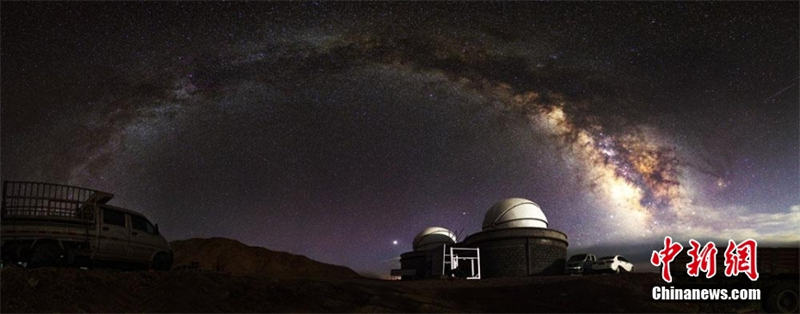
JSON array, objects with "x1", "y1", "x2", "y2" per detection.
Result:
[
  {"x1": 413, "y1": 227, "x2": 457, "y2": 251},
  {"x1": 483, "y1": 198, "x2": 548, "y2": 230}
]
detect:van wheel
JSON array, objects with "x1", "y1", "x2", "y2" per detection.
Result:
[
  {"x1": 28, "y1": 242, "x2": 62, "y2": 268},
  {"x1": 766, "y1": 282, "x2": 800, "y2": 313},
  {"x1": 152, "y1": 252, "x2": 173, "y2": 271}
]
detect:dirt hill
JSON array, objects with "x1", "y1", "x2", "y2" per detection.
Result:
[
  {"x1": 0, "y1": 237, "x2": 763, "y2": 312},
  {"x1": 170, "y1": 237, "x2": 359, "y2": 279}
]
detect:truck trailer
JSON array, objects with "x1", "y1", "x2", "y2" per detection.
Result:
[{"x1": 1, "y1": 181, "x2": 172, "y2": 270}]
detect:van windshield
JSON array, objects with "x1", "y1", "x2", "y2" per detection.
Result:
[{"x1": 568, "y1": 254, "x2": 587, "y2": 262}]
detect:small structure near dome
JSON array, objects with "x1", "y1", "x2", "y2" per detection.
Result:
[{"x1": 394, "y1": 226, "x2": 461, "y2": 280}]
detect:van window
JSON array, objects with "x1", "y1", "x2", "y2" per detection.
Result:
[
  {"x1": 131, "y1": 215, "x2": 156, "y2": 234},
  {"x1": 131, "y1": 215, "x2": 147, "y2": 232},
  {"x1": 103, "y1": 208, "x2": 125, "y2": 227},
  {"x1": 568, "y1": 254, "x2": 587, "y2": 262}
]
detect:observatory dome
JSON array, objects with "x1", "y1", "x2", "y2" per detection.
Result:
[
  {"x1": 482, "y1": 198, "x2": 548, "y2": 230},
  {"x1": 412, "y1": 227, "x2": 457, "y2": 251}
]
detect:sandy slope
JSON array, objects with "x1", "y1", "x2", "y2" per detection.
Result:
[
  {"x1": 0, "y1": 237, "x2": 757, "y2": 313},
  {"x1": 170, "y1": 237, "x2": 359, "y2": 279}
]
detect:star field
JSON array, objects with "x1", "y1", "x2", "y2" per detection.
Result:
[{"x1": 2, "y1": 2, "x2": 798, "y2": 276}]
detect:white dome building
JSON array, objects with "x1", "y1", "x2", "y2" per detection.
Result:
[
  {"x1": 394, "y1": 198, "x2": 569, "y2": 280},
  {"x1": 483, "y1": 198, "x2": 548, "y2": 229},
  {"x1": 413, "y1": 227, "x2": 457, "y2": 251},
  {"x1": 396, "y1": 226, "x2": 458, "y2": 279},
  {"x1": 464, "y1": 197, "x2": 568, "y2": 278}
]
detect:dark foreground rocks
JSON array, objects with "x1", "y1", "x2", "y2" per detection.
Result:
[
  {"x1": 0, "y1": 238, "x2": 759, "y2": 312},
  {"x1": 1, "y1": 267, "x2": 463, "y2": 312},
  {"x1": 2, "y1": 268, "x2": 756, "y2": 313}
]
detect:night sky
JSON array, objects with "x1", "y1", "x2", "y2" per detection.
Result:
[{"x1": 3, "y1": 2, "x2": 798, "y2": 276}]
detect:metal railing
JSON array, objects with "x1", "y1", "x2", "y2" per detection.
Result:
[
  {"x1": 443, "y1": 245, "x2": 481, "y2": 280},
  {"x1": 1, "y1": 181, "x2": 114, "y2": 222}
]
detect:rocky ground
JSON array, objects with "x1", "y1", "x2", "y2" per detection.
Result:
[{"x1": 0, "y1": 238, "x2": 763, "y2": 313}]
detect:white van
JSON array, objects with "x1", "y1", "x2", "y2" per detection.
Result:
[{"x1": 1, "y1": 181, "x2": 173, "y2": 270}]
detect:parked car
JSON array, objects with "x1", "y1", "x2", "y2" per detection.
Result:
[
  {"x1": 565, "y1": 253, "x2": 596, "y2": 275},
  {"x1": 592, "y1": 255, "x2": 634, "y2": 274}
]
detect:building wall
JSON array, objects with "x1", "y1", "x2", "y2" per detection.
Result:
[
  {"x1": 399, "y1": 250, "x2": 428, "y2": 280},
  {"x1": 528, "y1": 238, "x2": 567, "y2": 275},
  {"x1": 399, "y1": 245, "x2": 449, "y2": 279},
  {"x1": 463, "y1": 227, "x2": 568, "y2": 278},
  {"x1": 478, "y1": 238, "x2": 528, "y2": 277}
]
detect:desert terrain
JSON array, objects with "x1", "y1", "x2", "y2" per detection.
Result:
[{"x1": 1, "y1": 238, "x2": 759, "y2": 313}]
